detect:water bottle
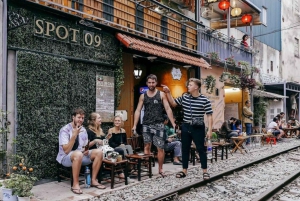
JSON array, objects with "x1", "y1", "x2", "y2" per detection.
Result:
[
  {"x1": 207, "y1": 139, "x2": 213, "y2": 159},
  {"x1": 84, "y1": 166, "x2": 91, "y2": 188}
]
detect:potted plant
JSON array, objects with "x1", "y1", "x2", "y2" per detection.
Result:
[
  {"x1": 219, "y1": 72, "x2": 231, "y2": 82},
  {"x1": 204, "y1": 75, "x2": 216, "y2": 94},
  {"x1": 229, "y1": 74, "x2": 241, "y2": 88},
  {"x1": 1, "y1": 180, "x2": 17, "y2": 201},
  {"x1": 240, "y1": 74, "x2": 256, "y2": 90},
  {"x1": 207, "y1": 52, "x2": 219, "y2": 61},
  {"x1": 3, "y1": 158, "x2": 37, "y2": 201},
  {"x1": 225, "y1": 56, "x2": 236, "y2": 66}
]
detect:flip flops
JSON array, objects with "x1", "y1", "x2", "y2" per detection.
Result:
[
  {"x1": 91, "y1": 184, "x2": 106, "y2": 189},
  {"x1": 71, "y1": 188, "x2": 83, "y2": 194}
]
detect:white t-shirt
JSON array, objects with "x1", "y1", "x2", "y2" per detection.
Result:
[
  {"x1": 267, "y1": 122, "x2": 278, "y2": 132},
  {"x1": 56, "y1": 123, "x2": 88, "y2": 163}
]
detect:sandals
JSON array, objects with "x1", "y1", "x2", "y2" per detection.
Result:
[
  {"x1": 159, "y1": 172, "x2": 167, "y2": 178},
  {"x1": 71, "y1": 188, "x2": 83, "y2": 194},
  {"x1": 203, "y1": 173, "x2": 210, "y2": 180},
  {"x1": 91, "y1": 184, "x2": 106, "y2": 189},
  {"x1": 176, "y1": 171, "x2": 186, "y2": 178}
]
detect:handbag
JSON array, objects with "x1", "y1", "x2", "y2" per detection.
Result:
[{"x1": 189, "y1": 95, "x2": 204, "y2": 127}]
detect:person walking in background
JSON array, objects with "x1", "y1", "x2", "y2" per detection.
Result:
[
  {"x1": 243, "y1": 100, "x2": 253, "y2": 145},
  {"x1": 132, "y1": 74, "x2": 176, "y2": 178},
  {"x1": 162, "y1": 78, "x2": 213, "y2": 180}
]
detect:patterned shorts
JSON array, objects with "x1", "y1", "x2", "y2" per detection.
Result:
[{"x1": 142, "y1": 123, "x2": 167, "y2": 149}]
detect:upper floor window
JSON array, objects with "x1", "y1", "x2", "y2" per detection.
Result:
[
  {"x1": 295, "y1": 38, "x2": 299, "y2": 57},
  {"x1": 270, "y1": 61, "x2": 273, "y2": 71},
  {"x1": 262, "y1": 7, "x2": 267, "y2": 25}
]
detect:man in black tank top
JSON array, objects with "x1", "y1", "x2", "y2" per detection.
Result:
[{"x1": 132, "y1": 74, "x2": 176, "y2": 177}]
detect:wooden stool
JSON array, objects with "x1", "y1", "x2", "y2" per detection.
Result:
[
  {"x1": 126, "y1": 154, "x2": 153, "y2": 181},
  {"x1": 212, "y1": 142, "x2": 232, "y2": 160},
  {"x1": 100, "y1": 159, "x2": 128, "y2": 189},
  {"x1": 190, "y1": 145, "x2": 218, "y2": 166}
]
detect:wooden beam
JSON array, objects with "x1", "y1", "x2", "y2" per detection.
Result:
[{"x1": 210, "y1": 15, "x2": 261, "y2": 29}]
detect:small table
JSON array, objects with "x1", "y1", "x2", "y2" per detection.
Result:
[
  {"x1": 231, "y1": 136, "x2": 249, "y2": 154},
  {"x1": 212, "y1": 142, "x2": 232, "y2": 160},
  {"x1": 282, "y1": 128, "x2": 298, "y2": 138},
  {"x1": 100, "y1": 159, "x2": 128, "y2": 189},
  {"x1": 126, "y1": 154, "x2": 153, "y2": 181}
]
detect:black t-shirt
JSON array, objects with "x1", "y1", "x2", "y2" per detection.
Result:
[
  {"x1": 87, "y1": 128, "x2": 104, "y2": 150},
  {"x1": 109, "y1": 132, "x2": 127, "y2": 148}
]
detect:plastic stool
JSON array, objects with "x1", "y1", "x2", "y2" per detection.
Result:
[{"x1": 266, "y1": 137, "x2": 276, "y2": 145}]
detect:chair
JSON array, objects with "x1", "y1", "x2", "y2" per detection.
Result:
[
  {"x1": 126, "y1": 154, "x2": 153, "y2": 181},
  {"x1": 99, "y1": 159, "x2": 128, "y2": 189}
]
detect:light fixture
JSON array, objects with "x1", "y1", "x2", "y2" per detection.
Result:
[
  {"x1": 273, "y1": 98, "x2": 279, "y2": 102},
  {"x1": 183, "y1": 65, "x2": 192, "y2": 70},
  {"x1": 147, "y1": 56, "x2": 157, "y2": 62},
  {"x1": 134, "y1": 68, "x2": 142, "y2": 79},
  {"x1": 231, "y1": 7, "x2": 242, "y2": 17}
]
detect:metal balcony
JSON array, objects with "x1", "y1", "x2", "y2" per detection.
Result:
[{"x1": 199, "y1": 29, "x2": 252, "y2": 64}]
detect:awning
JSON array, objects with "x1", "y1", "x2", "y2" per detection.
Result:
[
  {"x1": 253, "y1": 89, "x2": 288, "y2": 99},
  {"x1": 116, "y1": 33, "x2": 211, "y2": 69}
]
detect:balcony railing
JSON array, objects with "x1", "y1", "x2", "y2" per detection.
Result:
[
  {"x1": 30, "y1": 0, "x2": 252, "y2": 65},
  {"x1": 199, "y1": 29, "x2": 252, "y2": 64}
]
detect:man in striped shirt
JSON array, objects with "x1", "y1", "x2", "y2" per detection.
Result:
[{"x1": 162, "y1": 78, "x2": 213, "y2": 180}]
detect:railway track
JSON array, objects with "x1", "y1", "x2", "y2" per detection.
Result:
[{"x1": 144, "y1": 142, "x2": 300, "y2": 201}]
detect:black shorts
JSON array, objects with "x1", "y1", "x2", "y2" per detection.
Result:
[{"x1": 272, "y1": 130, "x2": 280, "y2": 136}]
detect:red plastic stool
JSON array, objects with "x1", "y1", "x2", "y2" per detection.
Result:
[{"x1": 266, "y1": 137, "x2": 276, "y2": 145}]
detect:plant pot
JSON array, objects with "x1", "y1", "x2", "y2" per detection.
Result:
[
  {"x1": 2, "y1": 188, "x2": 17, "y2": 201},
  {"x1": 111, "y1": 158, "x2": 116, "y2": 163},
  {"x1": 17, "y1": 196, "x2": 30, "y2": 201}
]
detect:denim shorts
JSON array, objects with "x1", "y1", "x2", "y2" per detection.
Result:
[{"x1": 61, "y1": 150, "x2": 92, "y2": 167}]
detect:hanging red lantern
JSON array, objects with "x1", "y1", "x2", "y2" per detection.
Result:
[
  {"x1": 218, "y1": 0, "x2": 230, "y2": 11},
  {"x1": 241, "y1": 14, "x2": 253, "y2": 24}
]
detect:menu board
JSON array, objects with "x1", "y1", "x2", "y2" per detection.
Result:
[{"x1": 96, "y1": 72, "x2": 114, "y2": 122}]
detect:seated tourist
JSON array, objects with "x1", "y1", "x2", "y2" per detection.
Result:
[
  {"x1": 56, "y1": 108, "x2": 105, "y2": 194},
  {"x1": 220, "y1": 117, "x2": 238, "y2": 139},
  {"x1": 233, "y1": 119, "x2": 242, "y2": 135},
  {"x1": 288, "y1": 118, "x2": 300, "y2": 137},
  {"x1": 87, "y1": 112, "x2": 126, "y2": 179},
  {"x1": 108, "y1": 116, "x2": 133, "y2": 156},
  {"x1": 267, "y1": 117, "x2": 284, "y2": 140},
  {"x1": 86, "y1": 112, "x2": 125, "y2": 158},
  {"x1": 163, "y1": 115, "x2": 182, "y2": 165}
]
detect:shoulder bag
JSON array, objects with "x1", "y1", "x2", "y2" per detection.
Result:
[{"x1": 189, "y1": 95, "x2": 204, "y2": 127}]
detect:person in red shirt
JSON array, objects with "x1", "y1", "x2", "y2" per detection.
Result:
[{"x1": 241, "y1": 34, "x2": 249, "y2": 48}]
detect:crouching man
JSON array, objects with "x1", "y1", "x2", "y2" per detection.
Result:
[{"x1": 56, "y1": 108, "x2": 106, "y2": 194}]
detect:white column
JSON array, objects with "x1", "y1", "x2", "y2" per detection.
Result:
[{"x1": 7, "y1": 50, "x2": 17, "y2": 154}]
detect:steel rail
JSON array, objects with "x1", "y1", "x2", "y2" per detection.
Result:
[
  {"x1": 253, "y1": 170, "x2": 300, "y2": 201},
  {"x1": 144, "y1": 144, "x2": 300, "y2": 201}
]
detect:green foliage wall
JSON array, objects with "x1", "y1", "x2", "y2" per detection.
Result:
[
  {"x1": 17, "y1": 52, "x2": 117, "y2": 178},
  {"x1": 9, "y1": 4, "x2": 123, "y2": 179}
]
